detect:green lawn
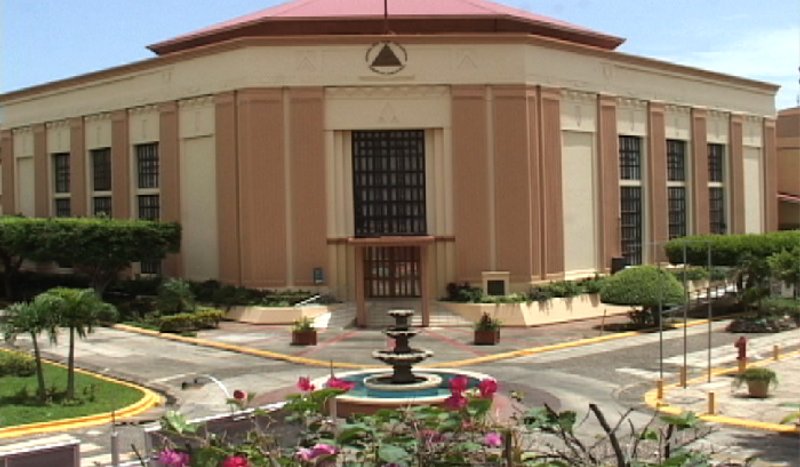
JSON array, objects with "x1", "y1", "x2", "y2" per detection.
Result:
[{"x1": 0, "y1": 362, "x2": 144, "y2": 428}]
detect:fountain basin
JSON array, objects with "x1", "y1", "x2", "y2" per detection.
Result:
[{"x1": 311, "y1": 369, "x2": 494, "y2": 417}]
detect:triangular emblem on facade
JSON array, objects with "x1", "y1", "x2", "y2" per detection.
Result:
[
  {"x1": 366, "y1": 41, "x2": 407, "y2": 75},
  {"x1": 372, "y1": 44, "x2": 402, "y2": 68}
]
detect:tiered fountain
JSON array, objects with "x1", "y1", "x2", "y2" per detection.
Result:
[{"x1": 311, "y1": 309, "x2": 494, "y2": 416}]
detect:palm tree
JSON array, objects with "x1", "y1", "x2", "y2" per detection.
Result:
[
  {"x1": 41, "y1": 288, "x2": 117, "y2": 399},
  {"x1": 1, "y1": 297, "x2": 60, "y2": 403}
]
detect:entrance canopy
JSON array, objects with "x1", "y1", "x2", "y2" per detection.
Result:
[{"x1": 149, "y1": 0, "x2": 624, "y2": 55}]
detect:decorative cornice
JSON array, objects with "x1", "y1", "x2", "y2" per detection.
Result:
[
  {"x1": 45, "y1": 119, "x2": 70, "y2": 130},
  {"x1": 616, "y1": 97, "x2": 647, "y2": 109},
  {"x1": 326, "y1": 85, "x2": 448, "y2": 99},
  {"x1": 664, "y1": 104, "x2": 691, "y2": 114},
  {"x1": 562, "y1": 89, "x2": 596, "y2": 104},
  {"x1": 128, "y1": 104, "x2": 159, "y2": 115},
  {"x1": 85, "y1": 112, "x2": 112, "y2": 123},
  {"x1": 178, "y1": 95, "x2": 214, "y2": 109},
  {"x1": 11, "y1": 126, "x2": 33, "y2": 135},
  {"x1": 708, "y1": 109, "x2": 729, "y2": 119}
]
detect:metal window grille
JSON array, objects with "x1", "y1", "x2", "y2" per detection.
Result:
[
  {"x1": 136, "y1": 143, "x2": 159, "y2": 189},
  {"x1": 52, "y1": 153, "x2": 70, "y2": 193},
  {"x1": 666, "y1": 139, "x2": 686, "y2": 182},
  {"x1": 352, "y1": 130, "x2": 427, "y2": 237},
  {"x1": 668, "y1": 187, "x2": 687, "y2": 239},
  {"x1": 709, "y1": 187, "x2": 726, "y2": 234},
  {"x1": 138, "y1": 195, "x2": 160, "y2": 221},
  {"x1": 93, "y1": 196, "x2": 112, "y2": 217},
  {"x1": 140, "y1": 261, "x2": 161, "y2": 275},
  {"x1": 91, "y1": 148, "x2": 112, "y2": 191},
  {"x1": 619, "y1": 136, "x2": 642, "y2": 181},
  {"x1": 620, "y1": 186, "x2": 642, "y2": 265},
  {"x1": 54, "y1": 198, "x2": 71, "y2": 217},
  {"x1": 708, "y1": 144, "x2": 725, "y2": 182}
]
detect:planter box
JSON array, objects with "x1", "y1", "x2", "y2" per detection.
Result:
[
  {"x1": 226, "y1": 305, "x2": 330, "y2": 325},
  {"x1": 440, "y1": 294, "x2": 630, "y2": 327},
  {"x1": 474, "y1": 329, "x2": 500, "y2": 345},
  {"x1": 291, "y1": 330, "x2": 317, "y2": 346},
  {"x1": 746, "y1": 380, "x2": 770, "y2": 398}
]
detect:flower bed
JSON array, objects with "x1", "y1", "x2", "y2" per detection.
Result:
[
  {"x1": 225, "y1": 305, "x2": 331, "y2": 325},
  {"x1": 439, "y1": 294, "x2": 630, "y2": 327}
]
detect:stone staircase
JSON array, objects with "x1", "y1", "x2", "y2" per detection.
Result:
[{"x1": 317, "y1": 300, "x2": 472, "y2": 329}]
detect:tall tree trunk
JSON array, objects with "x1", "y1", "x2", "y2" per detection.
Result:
[
  {"x1": 67, "y1": 326, "x2": 76, "y2": 399},
  {"x1": 30, "y1": 332, "x2": 46, "y2": 403}
]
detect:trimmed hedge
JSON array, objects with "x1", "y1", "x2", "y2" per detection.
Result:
[
  {"x1": 600, "y1": 265, "x2": 686, "y2": 309},
  {"x1": 0, "y1": 350, "x2": 36, "y2": 377},
  {"x1": 664, "y1": 231, "x2": 800, "y2": 267},
  {"x1": 158, "y1": 308, "x2": 225, "y2": 333}
]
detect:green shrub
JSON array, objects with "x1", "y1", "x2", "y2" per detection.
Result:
[
  {"x1": 527, "y1": 286, "x2": 555, "y2": 303},
  {"x1": 157, "y1": 279, "x2": 196, "y2": 314},
  {"x1": 444, "y1": 282, "x2": 484, "y2": 303},
  {"x1": 664, "y1": 231, "x2": 800, "y2": 267},
  {"x1": 601, "y1": 266, "x2": 686, "y2": 326},
  {"x1": 194, "y1": 308, "x2": 225, "y2": 329},
  {"x1": 578, "y1": 276, "x2": 606, "y2": 294},
  {"x1": 157, "y1": 308, "x2": 224, "y2": 333},
  {"x1": 668, "y1": 266, "x2": 709, "y2": 282},
  {"x1": 0, "y1": 350, "x2": 35, "y2": 377},
  {"x1": 760, "y1": 297, "x2": 800, "y2": 317},
  {"x1": 546, "y1": 280, "x2": 583, "y2": 298}
]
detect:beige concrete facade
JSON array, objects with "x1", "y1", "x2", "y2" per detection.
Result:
[
  {"x1": 0, "y1": 11, "x2": 780, "y2": 309},
  {"x1": 777, "y1": 108, "x2": 800, "y2": 230}
]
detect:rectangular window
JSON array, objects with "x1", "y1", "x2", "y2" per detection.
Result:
[
  {"x1": 709, "y1": 187, "x2": 726, "y2": 234},
  {"x1": 54, "y1": 198, "x2": 71, "y2": 217},
  {"x1": 52, "y1": 153, "x2": 70, "y2": 193},
  {"x1": 91, "y1": 148, "x2": 112, "y2": 191},
  {"x1": 93, "y1": 196, "x2": 112, "y2": 217},
  {"x1": 136, "y1": 143, "x2": 159, "y2": 189},
  {"x1": 666, "y1": 139, "x2": 686, "y2": 182},
  {"x1": 620, "y1": 186, "x2": 643, "y2": 266},
  {"x1": 668, "y1": 187, "x2": 687, "y2": 239},
  {"x1": 708, "y1": 144, "x2": 725, "y2": 183},
  {"x1": 138, "y1": 195, "x2": 160, "y2": 221},
  {"x1": 352, "y1": 130, "x2": 427, "y2": 237},
  {"x1": 619, "y1": 136, "x2": 642, "y2": 181}
]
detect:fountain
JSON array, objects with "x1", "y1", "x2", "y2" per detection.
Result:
[{"x1": 310, "y1": 309, "x2": 494, "y2": 416}]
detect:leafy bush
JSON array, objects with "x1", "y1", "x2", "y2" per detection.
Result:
[
  {"x1": 292, "y1": 316, "x2": 315, "y2": 332},
  {"x1": 733, "y1": 367, "x2": 778, "y2": 388},
  {"x1": 527, "y1": 286, "x2": 555, "y2": 303},
  {"x1": 760, "y1": 297, "x2": 800, "y2": 320},
  {"x1": 601, "y1": 266, "x2": 685, "y2": 326},
  {"x1": 158, "y1": 308, "x2": 225, "y2": 333},
  {"x1": 0, "y1": 350, "x2": 35, "y2": 377},
  {"x1": 578, "y1": 275, "x2": 606, "y2": 294},
  {"x1": 444, "y1": 282, "x2": 484, "y2": 303},
  {"x1": 108, "y1": 277, "x2": 163, "y2": 297},
  {"x1": 186, "y1": 280, "x2": 318, "y2": 308},
  {"x1": 474, "y1": 312, "x2": 501, "y2": 331},
  {"x1": 664, "y1": 231, "x2": 800, "y2": 267},
  {"x1": 546, "y1": 280, "x2": 583, "y2": 298},
  {"x1": 194, "y1": 308, "x2": 225, "y2": 329},
  {"x1": 157, "y1": 279, "x2": 196, "y2": 314},
  {"x1": 668, "y1": 266, "x2": 709, "y2": 282}
]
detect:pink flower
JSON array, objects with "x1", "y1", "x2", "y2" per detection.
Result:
[
  {"x1": 444, "y1": 392, "x2": 468, "y2": 410},
  {"x1": 297, "y1": 376, "x2": 315, "y2": 392},
  {"x1": 484, "y1": 432, "x2": 503, "y2": 448},
  {"x1": 296, "y1": 447, "x2": 314, "y2": 462},
  {"x1": 222, "y1": 455, "x2": 249, "y2": 467},
  {"x1": 448, "y1": 375, "x2": 469, "y2": 394},
  {"x1": 478, "y1": 378, "x2": 498, "y2": 399},
  {"x1": 325, "y1": 377, "x2": 356, "y2": 392},
  {"x1": 232, "y1": 389, "x2": 248, "y2": 401},
  {"x1": 158, "y1": 449, "x2": 189, "y2": 467},
  {"x1": 296, "y1": 444, "x2": 338, "y2": 462},
  {"x1": 420, "y1": 429, "x2": 443, "y2": 443}
]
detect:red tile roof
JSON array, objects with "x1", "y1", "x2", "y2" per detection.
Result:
[{"x1": 149, "y1": 0, "x2": 624, "y2": 55}]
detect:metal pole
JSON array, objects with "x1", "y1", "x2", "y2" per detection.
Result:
[
  {"x1": 110, "y1": 410, "x2": 120, "y2": 467},
  {"x1": 383, "y1": 0, "x2": 389, "y2": 34},
  {"x1": 659, "y1": 260, "x2": 664, "y2": 380},
  {"x1": 707, "y1": 243, "x2": 712, "y2": 383},
  {"x1": 682, "y1": 244, "x2": 688, "y2": 387}
]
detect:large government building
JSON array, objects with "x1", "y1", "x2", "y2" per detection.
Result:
[{"x1": 0, "y1": 0, "x2": 780, "y2": 323}]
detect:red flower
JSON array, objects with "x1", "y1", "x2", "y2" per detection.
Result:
[
  {"x1": 222, "y1": 455, "x2": 249, "y2": 467},
  {"x1": 232, "y1": 389, "x2": 248, "y2": 401},
  {"x1": 478, "y1": 378, "x2": 498, "y2": 398},
  {"x1": 325, "y1": 377, "x2": 356, "y2": 392},
  {"x1": 297, "y1": 376, "x2": 315, "y2": 392},
  {"x1": 444, "y1": 392, "x2": 468, "y2": 410},
  {"x1": 449, "y1": 375, "x2": 469, "y2": 394}
]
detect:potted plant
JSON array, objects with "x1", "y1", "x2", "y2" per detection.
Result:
[
  {"x1": 474, "y1": 312, "x2": 501, "y2": 345},
  {"x1": 733, "y1": 367, "x2": 777, "y2": 398},
  {"x1": 291, "y1": 316, "x2": 317, "y2": 346}
]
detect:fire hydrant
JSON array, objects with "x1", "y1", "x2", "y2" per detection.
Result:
[{"x1": 734, "y1": 336, "x2": 748, "y2": 373}]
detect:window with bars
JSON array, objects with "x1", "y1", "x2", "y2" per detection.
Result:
[
  {"x1": 352, "y1": 130, "x2": 427, "y2": 237},
  {"x1": 54, "y1": 198, "x2": 71, "y2": 217},
  {"x1": 620, "y1": 186, "x2": 643, "y2": 265},
  {"x1": 136, "y1": 143, "x2": 159, "y2": 189},
  {"x1": 666, "y1": 139, "x2": 686, "y2": 182},
  {"x1": 93, "y1": 197, "x2": 112, "y2": 217},
  {"x1": 52, "y1": 153, "x2": 70, "y2": 193},
  {"x1": 668, "y1": 187, "x2": 687, "y2": 239},
  {"x1": 91, "y1": 148, "x2": 112, "y2": 191},
  {"x1": 709, "y1": 187, "x2": 726, "y2": 234},
  {"x1": 619, "y1": 136, "x2": 642, "y2": 181},
  {"x1": 708, "y1": 144, "x2": 725, "y2": 182},
  {"x1": 138, "y1": 195, "x2": 160, "y2": 221}
]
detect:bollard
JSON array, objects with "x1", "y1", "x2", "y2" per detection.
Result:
[
  {"x1": 773, "y1": 345, "x2": 780, "y2": 361},
  {"x1": 680, "y1": 366, "x2": 687, "y2": 388},
  {"x1": 738, "y1": 357, "x2": 747, "y2": 374},
  {"x1": 656, "y1": 379, "x2": 664, "y2": 400},
  {"x1": 707, "y1": 392, "x2": 716, "y2": 415},
  {"x1": 110, "y1": 430, "x2": 120, "y2": 466}
]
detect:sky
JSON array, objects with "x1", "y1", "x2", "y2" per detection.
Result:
[{"x1": 1, "y1": 0, "x2": 799, "y2": 110}]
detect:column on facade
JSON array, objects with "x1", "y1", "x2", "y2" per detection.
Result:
[
  {"x1": 159, "y1": 101, "x2": 181, "y2": 276},
  {"x1": 236, "y1": 88, "x2": 287, "y2": 288},
  {"x1": 597, "y1": 95, "x2": 620, "y2": 271},
  {"x1": 729, "y1": 115, "x2": 746, "y2": 234},
  {"x1": 691, "y1": 109, "x2": 710, "y2": 234},
  {"x1": 0, "y1": 130, "x2": 14, "y2": 214},
  {"x1": 33, "y1": 124, "x2": 48, "y2": 217},
  {"x1": 214, "y1": 92, "x2": 242, "y2": 285},
  {"x1": 647, "y1": 103, "x2": 668, "y2": 261},
  {"x1": 111, "y1": 110, "x2": 131, "y2": 219},
  {"x1": 763, "y1": 118, "x2": 778, "y2": 231},
  {"x1": 538, "y1": 86, "x2": 565, "y2": 278},
  {"x1": 69, "y1": 118, "x2": 87, "y2": 217}
]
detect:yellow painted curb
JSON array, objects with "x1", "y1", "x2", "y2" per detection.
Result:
[
  {"x1": 0, "y1": 350, "x2": 163, "y2": 439},
  {"x1": 643, "y1": 350, "x2": 800, "y2": 434}
]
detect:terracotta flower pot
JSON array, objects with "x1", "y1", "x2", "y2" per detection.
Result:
[
  {"x1": 474, "y1": 329, "x2": 500, "y2": 345},
  {"x1": 292, "y1": 330, "x2": 317, "y2": 346}
]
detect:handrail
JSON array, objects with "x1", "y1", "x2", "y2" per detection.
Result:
[{"x1": 294, "y1": 294, "x2": 321, "y2": 308}]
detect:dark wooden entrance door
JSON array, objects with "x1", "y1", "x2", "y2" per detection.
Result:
[{"x1": 364, "y1": 246, "x2": 421, "y2": 298}]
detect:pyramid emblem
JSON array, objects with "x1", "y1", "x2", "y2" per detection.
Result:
[{"x1": 372, "y1": 44, "x2": 402, "y2": 68}]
